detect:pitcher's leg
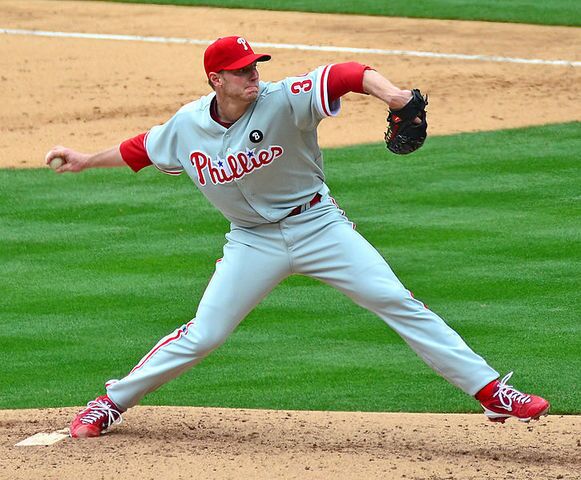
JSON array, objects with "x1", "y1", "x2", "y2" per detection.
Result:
[
  {"x1": 294, "y1": 213, "x2": 498, "y2": 395},
  {"x1": 107, "y1": 226, "x2": 291, "y2": 410}
]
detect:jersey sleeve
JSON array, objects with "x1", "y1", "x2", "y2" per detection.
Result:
[
  {"x1": 143, "y1": 114, "x2": 185, "y2": 176},
  {"x1": 281, "y1": 65, "x2": 341, "y2": 131},
  {"x1": 119, "y1": 133, "x2": 152, "y2": 172},
  {"x1": 327, "y1": 62, "x2": 371, "y2": 103}
]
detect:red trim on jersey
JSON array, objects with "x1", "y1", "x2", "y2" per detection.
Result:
[
  {"x1": 327, "y1": 62, "x2": 371, "y2": 103},
  {"x1": 119, "y1": 132, "x2": 152, "y2": 172},
  {"x1": 320, "y1": 65, "x2": 331, "y2": 116},
  {"x1": 210, "y1": 97, "x2": 234, "y2": 129},
  {"x1": 153, "y1": 164, "x2": 183, "y2": 176}
]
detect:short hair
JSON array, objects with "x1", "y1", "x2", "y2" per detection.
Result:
[{"x1": 208, "y1": 70, "x2": 225, "y2": 91}]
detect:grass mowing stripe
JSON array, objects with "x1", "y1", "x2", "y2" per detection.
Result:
[
  {"x1": 101, "y1": 0, "x2": 581, "y2": 26},
  {"x1": 0, "y1": 122, "x2": 579, "y2": 412}
]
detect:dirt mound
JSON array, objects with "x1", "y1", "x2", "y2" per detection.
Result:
[{"x1": 3, "y1": 406, "x2": 579, "y2": 479}]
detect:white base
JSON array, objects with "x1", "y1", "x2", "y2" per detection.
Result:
[{"x1": 15, "y1": 429, "x2": 69, "y2": 446}]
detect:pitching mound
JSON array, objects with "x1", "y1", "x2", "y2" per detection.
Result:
[{"x1": 3, "y1": 406, "x2": 579, "y2": 479}]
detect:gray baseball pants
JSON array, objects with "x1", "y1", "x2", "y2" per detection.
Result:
[{"x1": 107, "y1": 194, "x2": 498, "y2": 410}]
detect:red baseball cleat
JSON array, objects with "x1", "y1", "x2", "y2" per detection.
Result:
[
  {"x1": 479, "y1": 372, "x2": 550, "y2": 423},
  {"x1": 69, "y1": 395, "x2": 124, "y2": 438}
]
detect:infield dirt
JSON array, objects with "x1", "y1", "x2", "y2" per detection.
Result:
[
  {"x1": 3, "y1": 406, "x2": 580, "y2": 480},
  {"x1": 1, "y1": 1, "x2": 580, "y2": 479},
  {"x1": 0, "y1": 0, "x2": 580, "y2": 169}
]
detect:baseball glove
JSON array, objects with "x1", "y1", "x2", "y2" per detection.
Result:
[{"x1": 384, "y1": 89, "x2": 428, "y2": 155}]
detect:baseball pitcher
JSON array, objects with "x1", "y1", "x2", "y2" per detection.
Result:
[{"x1": 45, "y1": 36, "x2": 550, "y2": 438}]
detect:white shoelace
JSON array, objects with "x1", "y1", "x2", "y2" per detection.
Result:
[
  {"x1": 492, "y1": 372, "x2": 532, "y2": 412},
  {"x1": 80, "y1": 399, "x2": 123, "y2": 427}
]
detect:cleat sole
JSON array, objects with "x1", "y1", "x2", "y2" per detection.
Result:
[
  {"x1": 488, "y1": 417, "x2": 507, "y2": 424},
  {"x1": 484, "y1": 404, "x2": 550, "y2": 424}
]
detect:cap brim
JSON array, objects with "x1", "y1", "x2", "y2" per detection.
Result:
[{"x1": 222, "y1": 54, "x2": 271, "y2": 71}]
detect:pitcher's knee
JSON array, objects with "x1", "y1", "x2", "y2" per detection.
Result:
[
  {"x1": 358, "y1": 283, "x2": 419, "y2": 312},
  {"x1": 182, "y1": 323, "x2": 229, "y2": 358}
]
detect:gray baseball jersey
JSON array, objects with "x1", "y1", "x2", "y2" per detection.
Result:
[{"x1": 146, "y1": 65, "x2": 338, "y2": 227}]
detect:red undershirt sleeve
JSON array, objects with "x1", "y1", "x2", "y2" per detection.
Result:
[
  {"x1": 119, "y1": 132, "x2": 152, "y2": 172},
  {"x1": 327, "y1": 62, "x2": 373, "y2": 103}
]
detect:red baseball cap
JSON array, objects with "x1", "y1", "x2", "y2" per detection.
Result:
[{"x1": 204, "y1": 36, "x2": 271, "y2": 78}]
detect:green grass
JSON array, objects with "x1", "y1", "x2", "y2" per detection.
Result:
[
  {"x1": 1, "y1": 122, "x2": 579, "y2": 414},
  {"x1": 103, "y1": 0, "x2": 581, "y2": 26}
]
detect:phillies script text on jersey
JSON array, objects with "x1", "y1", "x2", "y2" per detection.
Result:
[{"x1": 190, "y1": 146, "x2": 284, "y2": 186}]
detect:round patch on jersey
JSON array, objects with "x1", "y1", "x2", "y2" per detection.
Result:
[{"x1": 249, "y1": 130, "x2": 263, "y2": 143}]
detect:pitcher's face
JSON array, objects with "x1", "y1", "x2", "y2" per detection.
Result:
[{"x1": 219, "y1": 62, "x2": 260, "y2": 103}]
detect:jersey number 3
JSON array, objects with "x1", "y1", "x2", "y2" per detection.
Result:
[{"x1": 290, "y1": 79, "x2": 313, "y2": 95}]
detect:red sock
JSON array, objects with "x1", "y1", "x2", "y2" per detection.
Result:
[{"x1": 475, "y1": 379, "x2": 499, "y2": 402}]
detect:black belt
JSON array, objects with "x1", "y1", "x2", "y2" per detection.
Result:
[{"x1": 287, "y1": 193, "x2": 322, "y2": 217}]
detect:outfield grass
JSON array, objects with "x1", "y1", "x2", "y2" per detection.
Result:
[
  {"x1": 104, "y1": 0, "x2": 581, "y2": 26},
  {"x1": 1, "y1": 122, "x2": 579, "y2": 413}
]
